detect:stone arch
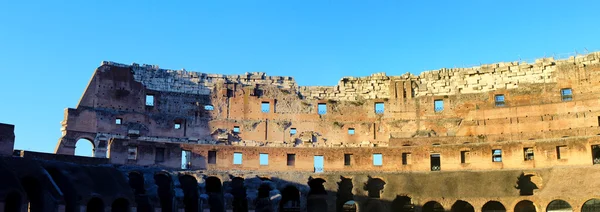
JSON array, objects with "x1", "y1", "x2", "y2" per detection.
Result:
[
  {"x1": 111, "y1": 198, "x2": 130, "y2": 212},
  {"x1": 364, "y1": 177, "x2": 385, "y2": 198},
  {"x1": 255, "y1": 181, "x2": 274, "y2": 211},
  {"x1": 546, "y1": 200, "x2": 572, "y2": 212},
  {"x1": 451, "y1": 200, "x2": 474, "y2": 212},
  {"x1": 482, "y1": 201, "x2": 506, "y2": 212},
  {"x1": 45, "y1": 166, "x2": 78, "y2": 212},
  {"x1": 20, "y1": 176, "x2": 44, "y2": 212},
  {"x1": 179, "y1": 175, "x2": 199, "y2": 212},
  {"x1": 307, "y1": 178, "x2": 328, "y2": 212},
  {"x1": 87, "y1": 197, "x2": 105, "y2": 212},
  {"x1": 514, "y1": 200, "x2": 537, "y2": 212},
  {"x1": 154, "y1": 172, "x2": 173, "y2": 212},
  {"x1": 390, "y1": 195, "x2": 413, "y2": 212},
  {"x1": 342, "y1": 200, "x2": 357, "y2": 212},
  {"x1": 4, "y1": 190, "x2": 22, "y2": 212},
  {"x1": 75, "y1": 137, "x2": 95, "y2": 157},
  {"x1": 422, "y1": 201, "x2": 444, "y2": 212},
  {"x1": 280, "y1": 185, "x2": 301, "y2": 212},
  {"x1": 127, "y1": 172, "x2": 152, "y2": 212},
  {"x1": 582, "y1": 198, "x2": 600, "y2": 212},
  {"x1": 205, "y1": 176, "x2": 224, "y2": 212},
  {"x1": 230, "y1": 177, "x2": 248, "y2": 212},
  {"x1": 337, "y1": 176, "x2": 354, "y2": 212}
]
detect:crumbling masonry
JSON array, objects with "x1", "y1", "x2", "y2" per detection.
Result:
[{"x1": 3, "y1": 52, "x2": 600, "y2": 211}]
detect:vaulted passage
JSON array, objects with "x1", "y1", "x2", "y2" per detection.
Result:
[
  {"x1": 336, "y1": 177, "x2": 353, "y2": 212},
  {"x1": 154, "y1": 173, "x2": 173, "y2": 212},
  {"x1": 280, "y1": 185, "x2": 300, "y2": 212},
  {"x1": 546, "y1": 200, "x2": 572, "y2": 212},
  {"x1": 45, "y1": 167, "x2": 77, "y2": 212},
  {"x1": 482, "y1": 201, "x2": 506, "y2": 212},
  {"x1": 231, "y1": 177, "x2": 248, "y2": 212},
  {"x1": 307, "y1": 178, "x2": 328, "y2": 212},
  {"x1": 514, "y1": 200, "x2": 536, "y2": 212},
  {"x1": 4, "y1": 191, "x2": 22, "y2": 212},
  {"x1": 20, "y1": 176, "x2": 43, "y2": 212},
  {"x1": 342, "y1": 200, "x2": 356, "y2": 212},
  {"x1": 87, "y1": 197, "x2": 104, "y2": 212},
  {"x1": 111, "y1": 198, "x2": 130, "y2": 212},
  {"x1": 128, "y1": 172, "x2": 152, "y2": 212},
  {"x1": 451, "y1": 200, "x2": 474, "y2": 212},
  {"x1": 255, "y1": 182, "x2": 273, "y2": 211},
  {"x1": 205, "y1": 176, "x2": 224, "y2": 212},
  {"x1": 582, "y1": 199, "x2": 600, "y2": 212},
  {"x1": 391, "y1": 196, "x2": 414, "y2": 212},
  {"x1": 179, "y1": 175, "x2": 199, "y2": 212},
  {"x1": 422, "y1": 201, "x2": 444, "y2": 212}
]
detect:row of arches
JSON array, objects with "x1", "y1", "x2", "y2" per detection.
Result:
[
  {"x1": 85, "y1": 197, "x2": 129, "y2": 212},
  {"x1": 388, "y1": 199, "x2": 600, "y2": 212}
]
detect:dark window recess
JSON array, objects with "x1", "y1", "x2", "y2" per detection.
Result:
[
  {"x1": 495, "y1": 94, "x2": 505, "y2": 107},
  {"x1": 557, "y1": 146, "x2": 568, "y2": 159},
  {"x1": 460, "y1": 151, "x2": 470, "y2": 164},
  {"x1": 344, "y1": 154, "x2": 352, "y2": 166},
  {"x1": 592, "y1": 145, "x2": 600, "y2": 164},
  {"x1": 155, "y1": 148, "x2": 165, "y2": 162},
  {"x1": 524, "y1": 148, "x2": 534, "y2": 161},
  {"x1": 430, "y1": 154, "x2": 441, "y2": 171},
  {"x1": 402, "y1": 153, "x2": 411, "y2": 165},
  {"x1": 208, "y1": 151, "x2": 217, "y2": 164},
  {"x1": 287, "y1": 154, "x2": 296, "y2": 166},
  {"x1": 561, "y1": 88, "x2": 573, "y2": 101}
]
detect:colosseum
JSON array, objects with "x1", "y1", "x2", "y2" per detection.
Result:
[{"x1": 2, "y1": 52, "x2": 600, "y2": 212}]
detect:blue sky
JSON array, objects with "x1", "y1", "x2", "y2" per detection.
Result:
[{"x1": 1, "y1": 1, "x2": 599, "y2": 155}]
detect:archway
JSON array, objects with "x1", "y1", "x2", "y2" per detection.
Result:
[
  {"x1": 364, "y1": 177, "x2": 385, "y2": 198},
  {"x1": 546, "y1": 200, "x2": 572, "y2": 212},
  {"x1": 179, "y1": 175, "x2": 199, "y2": 212},
  {"x1": 255, "y1": 182, "x2": 273, "y2": 211},
  {"x1": 111, "y1": 198, "x2": 129, "y2": 212},
  {"x1": 582, "y1": 199, "x2": 600, "y2": 212},
  {"x1": 230, "y1": 177, "x2": 248, "y2": 212},
  {"x1": 342, "y1": 200, "x2": 357, "y2": 212},
  {"x1": 127, "y1": 172, "x2": 152, "y2": 212},
  {"x1": 20, "y1": 176, "x2": 43, "y2": 212},
  {"x1": 422, "y1": 201, "x2": 444, "y2": 212},
  {"x1": 75, "y1": 138, "x2": 95, "y2": 157},
  {"x1": 4, "y1": 191, "x2": 22, "y2": 212},
  {"x1": 451, "y1": 200, "x2": 474, "y2": 212},
  {"x1": 337, "y1": 177, "x2": 354, "y2": 212},
  {"x1": 514, "y1": 200, "x2": 536, "y2": 212},
  {"x1": 280, "y1": 185, "x2": 300, "y2": 212},
  {"x1": 205, "y1": 176, "x2": 224, "y2": 212},
  {"x1": 87, "y1": 197, "x2": 104, "y2": 212},
  {"x1": 46, "y1": 167, "x2": 77, "y2": 212},
  {"x1": 307, "y1": 178, "x2": 328, "y2": 212},
  {"x1": 482, "y1": 201, "x2": 506, "y2": 212},
  {"x1": 154, "y1": 173, "x2": 173, "y2": 212},
  {"x1": 391, "y1": 196, "x2": 413, "y2": 212}
]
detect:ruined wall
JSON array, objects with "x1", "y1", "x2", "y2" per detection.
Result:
[{"x1": 0, "y1": 123, "x2": 15, "y2": 156}]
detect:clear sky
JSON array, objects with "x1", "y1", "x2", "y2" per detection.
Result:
[{"x1": 1, "y1": 1, "x2": 599, "y2": 155}]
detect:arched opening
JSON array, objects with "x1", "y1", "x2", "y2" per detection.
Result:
[
  {"x1": 205, "y1": 176, "x2": 224, "y2": 212},
  {"x1": 337, "y1": 177, "x2": 354, "y2": 212},
  {"x1": 482, "y1": 201, "x2": 506, "y2": 212},
  {"x1": 342, "y1": 200, "x2": 357, "y2": 212},
  {"x1": 582, "y1": 199, "x2": 600, "y2": 212},
  {"x1": 154, "y1": 173, "x2": 173, "y2": 212},
  {"x1": 111, "y1": 198, "x2": 129, "y2": 212},
  {"x1": 307, "y1": 178, "x2": 328, "y2": 212},
  {"x1": 4, "y1": 191, "x2": 22, "y2": 212},
  {"x1": 364, "y1": 177, "x2": 385, "y2": 198},
  {"x1": 514, "y1": 200, "x2": 536, "y2": 212},
  {"x1": 422, "y1": 201, "x2": 444, "y2": 212},
  {"x1": 230, "y1": 177, "x2": 248, "y2": 212},
  {"x1": 546, "y1": 200, "x2": 572, "y2": 212},
  {"x1": 45, "y1": 167, "x2": 77, "y2": 212},
  {"x1": 451, "y1": 200, "x2": 474, "y2": 212},
  {"x1": 280, "y1": 185, "x2": 300, "y2": 212},
  {"x1": 255, "y1": 182, "x2": 273, "y2": 211},
  {"x1": 20, "y1": 176, "x2": 43, "y2": 212},
  {"x1": 87, "y1": 197, "x2": 105, "y2": 212},
  {"x1": 75, "y1": 138, "x2": 95, "y2": 157},
  {"x1": 391, "y1": 196, "x2": 413, "y2": 212},
  {"x1": 179, "y1": 175, "x2": 199, "y2": 212},
  {"x1": 127, "y1": 172, "x2": 152, "y2": 212}
]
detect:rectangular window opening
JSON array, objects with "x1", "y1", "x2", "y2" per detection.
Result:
[
  {"x1": 233, "y1": 126, "x2": 240, "y2": 133},
  {"x1": 155, "y1": 147, "x2": 165, "y2": 162},
  {"x1": 259, "y1": 153, "x2": 269, "y2": 166},
  {"x1": 434, "y1": 99, "x2": 444, "y2": 112},
  {"x1": 430, "y1": 154, "x2": 441, "y2": 171},
  {"x1": 373, "y1": 153, "x2": 383, "y2": 166},
  {"x1": 233, "y1": 152, "x2": 243, "y2": 165},
  {"x1": 115, "y1": 118, "x2": 122, "y2": 125},
  {"x1": 495, "y1": 94, "x2": 505, "y2": 107},
  {"x1": 318, "y1": 103, "x2": 327, "y2": 115},
  {"x1": 557, "y1": 146, "x2": 568, "y2": 159},
  {"x1": 460, "y1": 151, "x2": 470, "y2": 164},
  {"x1": 492, "y1": 149, "x2": 502, "y2": 162},
  {"x1": 348, "y1": 128, "x2": 355, "y2": 135},
  {"x1": 287, "y1": 154, "x2": 296, "y2": 166},
  {"x1": 290, "y1": 128, "x2": 297, "y2": 135},
  {"x1": 375, "y1": 102, "x2": 384, "y2": 114},
  {"x1": 145, "y1": 94, "x2": 155, "y2": 106},
  {"x1": 128, "y1": 146, "x2": 137, "y2": 160},
  {"x1": 524, "y1": 147, "x2": 534, "y2": 161},
  {"x1": 208, "y1": 151, "x2": 217, "y2": 164},
  {"x1": 314, "y1": 155, "x2": 324, "y2": 173},
  {"x1": 402, "y1": 153, "x2": 411, "y2": 165},
  {"x1": 261, "y1": 102, "x2": 270, "y2": 113},
  {"x1": 592, "y1": 145, "x2": 600, "y2": 165},
  {"x1": 181, "y1": 150, "x2": 191, "y2": 169},
  {"x1": 561, "y1": 88, "x2": 573, "y2": 101},
  {"x1": 204, "y1": 105, "x2": 214, "y2": 111},
  {"x1": 344, "y1": 154, "x2": 352, "y2": 166},
  {"x1": 174, "y1": 123, "x2": 181, "y2": 129}
]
